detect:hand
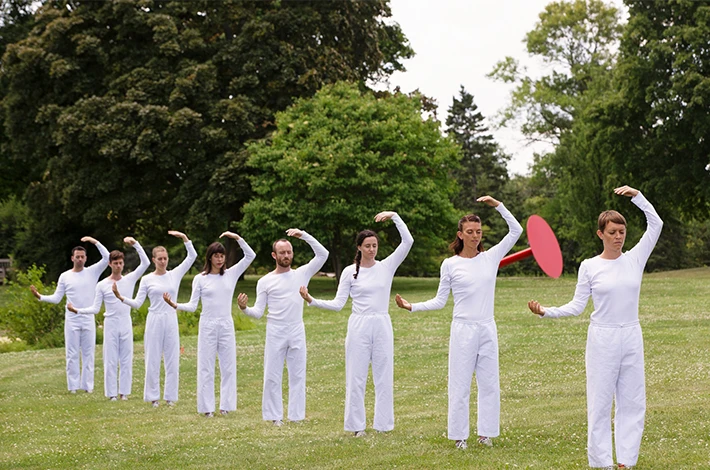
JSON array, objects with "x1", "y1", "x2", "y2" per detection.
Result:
[
  {"x1": 237, "y1": 293, "x2": 248, "y2": 310},
  {"x1": 168, "y1": 230, "x2": 189, "y2": 242},
  {"x1": 476, "y1": 196, "x2": 500, "y2": 207},
  {"x1": 374, "y1": 211, "x2": 396, "y2": 223},
  {"x1": 395, "y1": 294, "x2": 412, "y2": 311},
  {"x1": 613, "y1": 185, "x2": 639, "y2": 198},
  {"x1": 30, "y1": 285, "x2": 41, "y2": 299},
  {"x1": 220, "y1": 231, "x2": 241, "y2": 241},
  {"x1": 123, "y1": 237, "x2": 137, "y2": 246},
  {"x1": 299, "y1": 286, "x2": 313, "y2": 303},
  {"x1": 111, "y1": 282, "x2": 124, "y2": 302},
  {"x1": 285, "y1": 228, "x2": 302, "y2": 239},
  {"x1": 163, "y1": 293, "x2": 177, "y2": 309},
  {"x1": 67, "y1": 302, "x2": 78, "y2": 314},
  {"x1": 527, "y1": 300, "x2": 545, "y2": 317},
  {"x1": 80, "y1": 236, "x2": 98, "y2": 244}
]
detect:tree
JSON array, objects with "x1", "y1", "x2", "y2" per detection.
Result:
[
  {"x1": 241, "y1": 82, "x2": 461, "y2": 279},
  {"x1": 0, "y1": 0, "x2": 413, "y2": 278}
]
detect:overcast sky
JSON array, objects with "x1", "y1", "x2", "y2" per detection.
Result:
[{"x1": 380, "y1": 0, "x2": 626, "y2": 176}]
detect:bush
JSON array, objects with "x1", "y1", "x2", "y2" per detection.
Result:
[{"x1": 0, "y1": 265, "x2": 65, "y2": 347}]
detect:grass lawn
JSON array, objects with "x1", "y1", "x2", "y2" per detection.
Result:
[{"x1": 1, "y1": 268, "x2": 709, "y2": 469}]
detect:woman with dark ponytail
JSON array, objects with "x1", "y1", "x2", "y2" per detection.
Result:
[
  {"x1": 395, "y1": 196, "x2": 522, "y2": 450},
  {"x1": 300, "y1": 212, "x2": 413, "y2": 437}
]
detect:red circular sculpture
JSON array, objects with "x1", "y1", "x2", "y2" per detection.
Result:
[{"x1": 499, "y1": 215, "x2": 563, "y2": 278}]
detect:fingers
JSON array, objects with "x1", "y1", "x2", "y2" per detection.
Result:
[
  {"x1": 30, "y1": 285, "x2": 40, "y2": 299},
  {"x1": 527, "y1": 300, "x2": 545, "y2": 316},
  {"x1": 220, "y1": 231, "x2": 241, "y2": 240},
  {"x1": 237, "y1": 293, "x2": 248, "y2": 309},
  {"x1": 162, "y1": 292, "x2": 176, "y2": 309},
  {"x1": 80, "y1": 236, "x2": 96, "y2": 244},
  {"x1": 374, "y1": 211, "x2": 395, "y2": 223},
  {"x1": 394, "y1": 294, "x2": 412, "y2": 311},
  {"x1": 299, "y1": 286, "x2": 311, "y2": 302},
  {"x1": 476, "y1": 196, "x2": 500, "y2": 207},
  {"x1": 123, "y1": 237, "x2": 137, "y2": 245},
  {"x1": 168, "y1": 230, "x2": 188, "y2": 241},
  {"x1": 613, "y1": 185, "x2": 638, "y2": 197},
  {"x1": 67, "y1": 302, "x2": 77, "y2": 313},
  {"x1": 285, "y1": 229, "x2": 302, "y2": 238}
]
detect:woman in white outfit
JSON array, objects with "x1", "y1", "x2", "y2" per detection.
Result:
[
  {"x1": 395, "y1": 196, "x2": 522, "y2": 450},
  {"x1": 163, "y1": 232, "x2": 255, "y2": 417},
  {"x1": 528, "y1": 185, "x2": 662, "y2": 469},
  {"x1": 113, "y1": 230, "x2": 197, "y2": 407},
  {"x1": 299, "y1": 212, "x2": 413, "y2": 436}
]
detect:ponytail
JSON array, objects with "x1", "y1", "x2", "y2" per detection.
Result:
[
  {"x1": 353, "y1": 229, "x2": 379, "y2": 279},
  {"x1": 353, "y1": 251, "x2": 363, "y2": 279}
]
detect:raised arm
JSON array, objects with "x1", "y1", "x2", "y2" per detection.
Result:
[
  {"x1": 529, "y1": 262, "x2": 591, "y2": 319},
  {"x1": 291, "y1": 229, "x2": 329, "y2": 279},
  {"x1": 170, "y1": 232, "x2": 198, "y2": 279},
  {"x1": 410, "y1": 261, "x2": 452, "y2": 312},
  {"x1": 37, "y1": 274, "x2": 67, "y2": 304},
  {"x1": 82, "y1": 236, "x2": 110, "y2": 279},
  {"x1": 73, "y1": 284, "x2": 104, "y2": 315},
  {"x1": 173, "y1": 275, "x2": 202, "y2": 313},
  {"x1": 624, "y1": 190, "x2": 663, "y2": 268},
  {"x1": 377, "y1": 212, "x2": 414, "y2": 273},
  {"x1": 482, "y1": 198, "x2": 524, "y2": 262},
  {"x1": 301, "y1": 267, "x2": 353, "y2": 312},
  {"x1": 123, "y1": 238, "x2": 151, "y2": 283},
  {"x1": 221, "y1": 233, "x2": 256, "y2": 281}
]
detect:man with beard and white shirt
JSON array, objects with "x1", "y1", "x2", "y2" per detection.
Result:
[
  {"x1": 67, "y1": 237, "x2": 150, "y2": 401},
  {"x1": 31, "y1": 237, "x2": 110, "y2": 393},
  {"x1": 237, "y1": 229, "x2": 328, "y2": 425}
]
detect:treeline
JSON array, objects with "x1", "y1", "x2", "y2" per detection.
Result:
[{"x1": 0, "y1": 0, "x2": 708, "y2": 281}]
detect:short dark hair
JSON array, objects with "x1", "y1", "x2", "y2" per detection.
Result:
[
  {"x1": 202, "y1": 242, "x2": 227, "y2": 275},
  {"x1": 71, "y1": 246, "x2": 86, "y2": 256},
  {"x1": 598, "y1": 210, "x2": 627, "y2": 232},
  {"x1": 109, "y1": 250, "x2": 124, "y2": 262}
]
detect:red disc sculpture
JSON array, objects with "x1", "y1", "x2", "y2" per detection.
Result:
[{"x1": 499, "y1": 215, "x2": 563, "y2": 278}]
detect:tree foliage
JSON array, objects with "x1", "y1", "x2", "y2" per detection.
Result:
[{"x1": 241, "y1": 82, "x2": 460, "y2": 279}]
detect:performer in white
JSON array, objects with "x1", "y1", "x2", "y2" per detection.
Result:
[
  {"x1": 31, "y1": 237, "x2": 109, "y2": 393},
  {"x1": 237, "y1": 229, "x2": 329, "y2": 426},
  {"x1": 528, "y1": 185, "x2": 662, "y2": 469},
  {"x1": 163, "y1": 232, "x2": 255, "y2": 417},
  {"x1": 299, "y1": 212, "x2": 412, "y2": 436},
  {"x1": 112, "y1": 231, "x2": 197, "y2": 407},
  {"x1": 395, "y1": 196, "x2": 522, "y2": 450},
  {"x1": 67, "y1": 237, "x2": 150, "y2": 401}
]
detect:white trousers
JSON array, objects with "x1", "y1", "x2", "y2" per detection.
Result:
[
  {"x1": 144, "y1": 312, "x2": 180, "y2": 402},
  {"x1": 262, "y1": 322, "x2": 307, "y2": 421},
  {"x1": 586, "y1": 322, "x2": 645, "y2": 468},
  {"x1": 103, "y1": 314, "x2": 133, "y2": 398},
  {"x1": 448, "y1": 319, "x2": 500, "y2": 441},
  {"x1": 196, "y1": 317, "x2": 237, "y2": 413},
  {"x1": 344, "y1": 313, "x2": 394, "y2": 432},
  {"x1": 65, "y1": 314, "x2": 95, "y2": 392}
]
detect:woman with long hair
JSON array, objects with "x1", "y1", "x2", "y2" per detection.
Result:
[
  {"x1": 299, "y1": 212, "x2": 413, "y2": 436},
  {"x1": 395, "y1": 196, "x2": 522, "y2": 450},
  {"x1": 163, "y1": 232, "x2": 255, "y2": 417},
  {"x1": 527, "y1": 186, "x2": 662, "y2": 469}
]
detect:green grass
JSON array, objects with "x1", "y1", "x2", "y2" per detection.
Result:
[{"x1": 1, "y1": 268, "x2": 709, "y2": 469}]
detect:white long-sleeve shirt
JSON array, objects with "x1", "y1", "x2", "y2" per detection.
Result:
[
  {"x1": 308, "y1": 214, "x2": 413, "y2": 315},
  {"x1": 243, "y1": 232, "x2": 328, "y2": 325},
  {"x1": 76, "y1": 242, "x2": 151, "y2": 317},
  {"x1": 411, "y1": 203, "x2": 523, "y2": 323},
  {"x1": 176, "y1": 239, "x2": 256, "y2": 320},
  {"x1": 122, "y1": 241, "x2": 197, "y2": 315},
  {"x1": 40, "y1": 242, "x2": 110, "y2": 314},
  {"x1": 543, "y1": 192, "x2": 663, "y2": 324}
]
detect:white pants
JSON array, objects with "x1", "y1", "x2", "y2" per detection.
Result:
[
  {"x1": 262, "y1": 322, "x2": 307, "y2": 421},
  {"x1": 196, "y1": 317, "x2": 237, "y2": 413},
  {"x1": 344, "y1": 312, "x2": 394, "y2": 432},
  {"x1": 144, "y1": 312, "x2": 180, "y2": 402},
  {"x1": 103, "y1": 314, "x2": 133, "y2": 398},
  {"x1": 586, "y1": 322, "x2": 645, "y2": 468},
  {"x1": 65, "y1": 314, "x2": 95, "y2": 392},
  {"x1": 448, "y1": 319, "x2": 500, "y2": 441}
]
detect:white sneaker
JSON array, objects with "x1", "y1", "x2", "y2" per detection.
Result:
[
  {"x1": 86, "y1": 389, "x2": 93, "y2": 394},
  {"x1": 69, "y1": 390, "x2": 77, "y2": 394},
  {"x1": 165, "y1": 400, "x2": 175, "y2": 407},
  {"x1": 109, "y1": 396, "x2": 118, "y2": 402},
  {"x1": 353, "y1": 430, "x2": 366, "y2": 438},
  {"x1": 151, "y1": 401, "x2": 159, "y2": 408},
  {"x1": 478, "y1": 436, "x2": 493, "y2": 447},
  {"x1": 220, "y1": 410, "x2": 228, "y2": 416},
  {"x1": 120, "y1": 395, "x2": 128, "y2": 401},
  {"x1": 455, "y1": 440, "x2": 467, "y2": 450},
  {"x1": 272, "y1": 420, "x2": 284, "y2": 427},
  {"x1": 204, "y1": 412, "x2": 214, "y2": 418}
]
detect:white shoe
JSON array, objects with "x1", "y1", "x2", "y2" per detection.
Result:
[
  {"x1": 86, "y1": 389, "x2": 93, "y2": 394},
  {"x1": 353, "y1": 430, "x2": 366, "y2": 438},
  {"x1": 220, "y1": 410, "x2": 228, "y2": 416},
  {"x1": 455, "y1": 440, "x2": 467, "y2": 450},
  {"x1": 151, "y1": 401, "x2": 159, "y2": 408},
  {"x1": 69, "y1": 390, "x2": 77, "y2": 394},
  {"x1": 165, "y1": 400, "x2": 175, "y2": 407},
  {"x1": 478, "y1": 436, "x2": 493, "y2": 447},
  {"x1": 272, "y1": 420, "x2": 284, "y2": 427},
  {"x1": 109, "y1": 396, "x2": 118, "y2": 402},
  {"x1": 120, "y1": 395, "x2": 128, "y2": 401},
  {"x1": 204, "y1": 412, "x2": 214, "y2": 418}
]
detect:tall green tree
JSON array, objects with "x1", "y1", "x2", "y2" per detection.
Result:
[
  {"x1": 241, "y1": 82, "x2": 461, "y2": 279},
  {"x1": 1, "y1": 0, "x2": 413, "y2": 278}
]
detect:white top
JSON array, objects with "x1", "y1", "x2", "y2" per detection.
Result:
[
  {"x1": 40, "y1": 242, "x2": 110, "y2": 315},
  {"x1": 243, "y1": 232, "x2": 328, "y2": 325},
  {"x1": 76, "y1": 242, "x2": 151, "y2": 317},
  {"x1": 176, "y1": 239, "x2": 256, "y2": 320},
  {"x1": 123, "y1": 241, "x2": 198, "y2": 315},
  {"x1": 543, "y1": 192, "x2": 663, "y2": 324},
  {"x1": 411, "y1": 203, "x2": 523, "y2": 323},
  {"x1": 307, "y1": 214, "x2": 413, "y2": 315}
]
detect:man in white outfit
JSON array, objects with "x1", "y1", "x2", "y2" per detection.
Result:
[
  {"x1": 238, "y1": 229, "x2": 328, "y2": 425},
  {"x1": 67, "y1": 237, "x2": 150, "y2": 401},
  {"x1": 31, "y1": 237, "x2": 110, "y2": 393}
]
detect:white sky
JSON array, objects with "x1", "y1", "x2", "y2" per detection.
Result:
[{"x1": 381, "y1": 0, "x2": 625, "y2": 176}]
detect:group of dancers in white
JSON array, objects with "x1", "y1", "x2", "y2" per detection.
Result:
[{"x1": 30, "y1": 185, "x2": 661, "y2": 470}]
